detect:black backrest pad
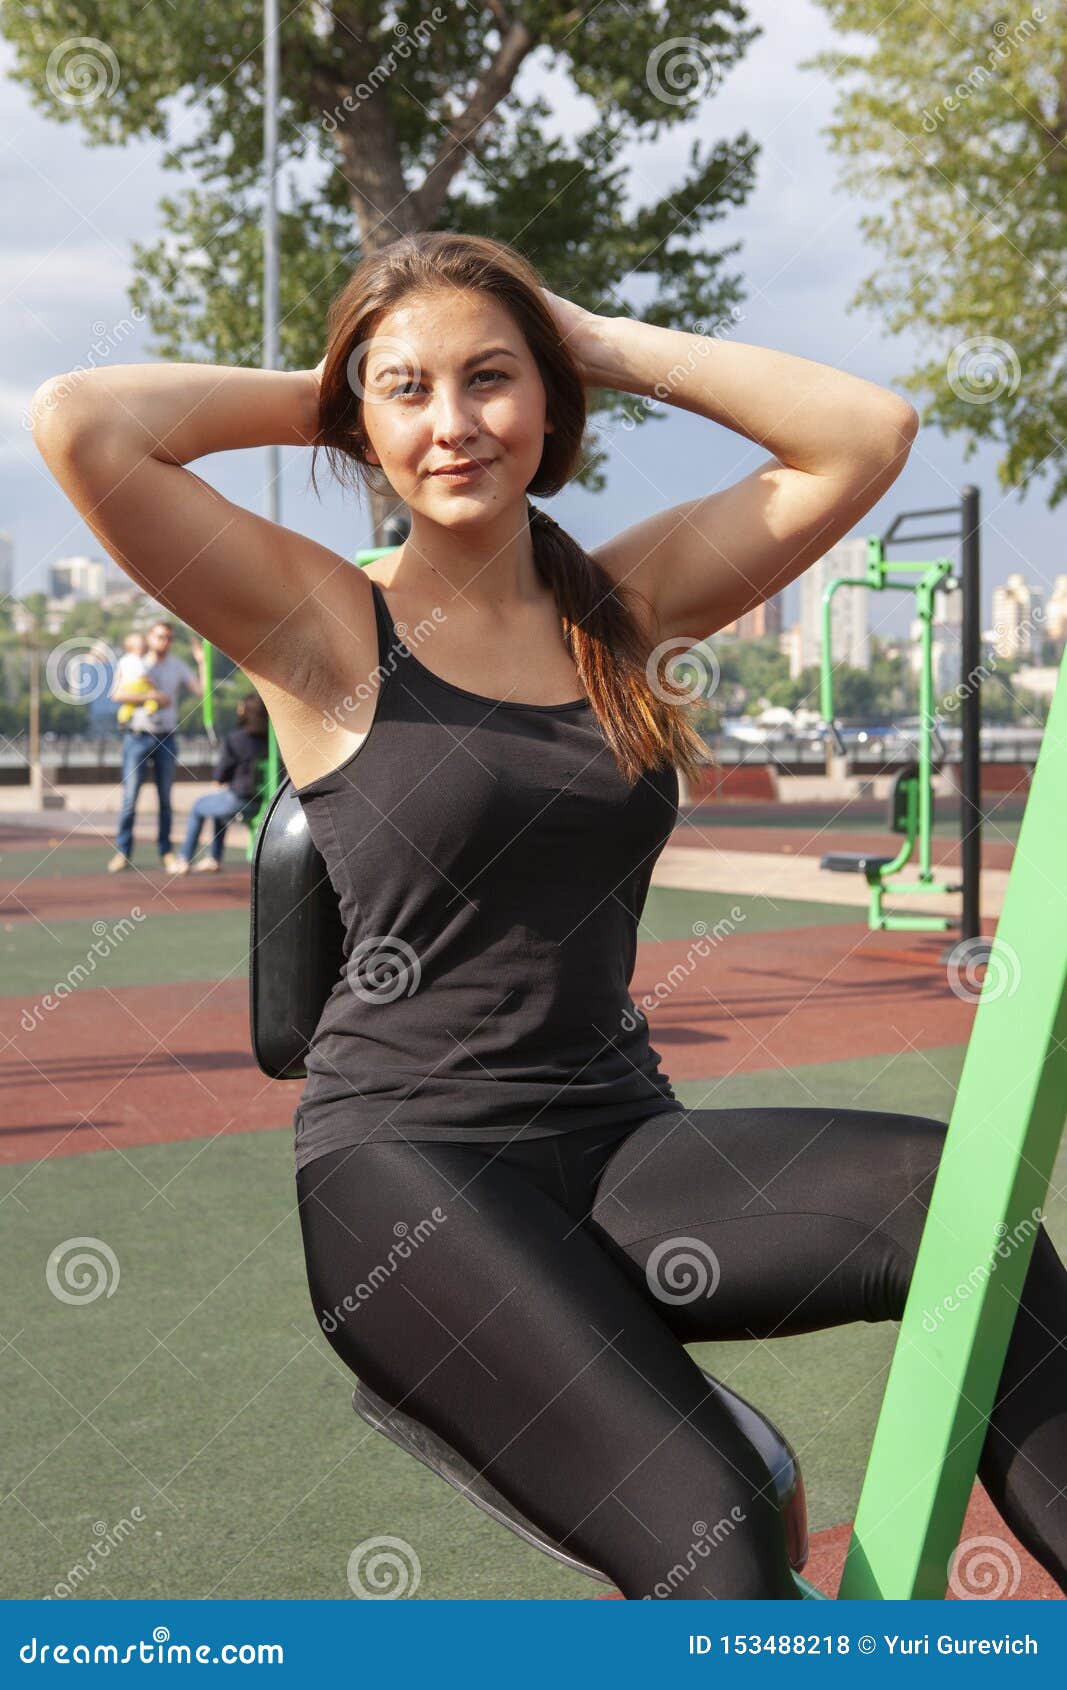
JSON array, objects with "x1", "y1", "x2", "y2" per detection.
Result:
[
  {"x1": 249, "y1": 779, "x2": 347, "y2": 1080},
  {"x1": 888, "y1": 760, "x2": 921, "y2": 833}
]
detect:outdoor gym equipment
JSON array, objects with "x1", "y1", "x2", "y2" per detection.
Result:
[
  {"x1": 248, "y1": 564, "x2": 1067, "y2": 1598},
  {"x1": 819, "y1": 536, "x2": 957, "y2": 932},
  {"x1": 819, "y1": 487, "x2": 983, "y2": 940}
]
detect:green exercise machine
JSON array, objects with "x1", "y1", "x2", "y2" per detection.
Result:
[{"x1": 819, "y1": 488, "x2": 983, "y2": 939}]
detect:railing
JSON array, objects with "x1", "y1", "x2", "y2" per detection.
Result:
[
  {"x1": 709, "y1": 728, "x2": 1044, "y2": 770},
  {"x1": 0, "y1": 733, "x2": 221, "y2": 783},
  {"x1": 0, "y1": 727, "x2": 1046, "y2": 782}
]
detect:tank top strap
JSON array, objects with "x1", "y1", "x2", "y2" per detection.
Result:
[{"x1": 367, "y1": 578, "x2": 403, "y2": 673}]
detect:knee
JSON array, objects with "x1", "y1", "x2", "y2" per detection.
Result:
[
  {"x1": 879, "y1": 1112, "x2": 949, "y2": 1218},
  {"x1": 857, "y1": 1114, "x2": 950, "y2": 1291}
]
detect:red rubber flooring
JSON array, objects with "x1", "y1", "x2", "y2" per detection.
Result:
[
  {"x1": 634, "y1": 921, "x2": 978, "y2": 1081},
  {"x1": 599, "y1": 1481, "x2": 1061, "y2": 1599},
  {"x1": 0, "y1": 977, "x2": 288, "y2": 1165},
  {"x1": 0, "y1": 921, "x2": 979, "y2": 1165},
  {"x1": 804, "y1": 1482, "x2": 1063, "y2": 1601}
]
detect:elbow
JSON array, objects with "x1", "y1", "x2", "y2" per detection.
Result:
[
  {"x1": 30, "y1": 374, "x2": 93, "y2": 451},
  {"x1": 892, "y1": 400, "x2": 920, "y2": 445},
  {"x1": 878, "y1": 399, "x2": 920, "y2": 456},
  {"x1": 850, "y1": 401, "x2": 919, "y2": 477}
]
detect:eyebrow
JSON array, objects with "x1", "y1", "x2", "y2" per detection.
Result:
[{"x1": 371, "y1": 347, "x2": 520, "y2": 378}]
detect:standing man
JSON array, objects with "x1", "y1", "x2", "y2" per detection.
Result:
[{"x1": 108, "y1": 620, "x2": 205, "y2": 873}]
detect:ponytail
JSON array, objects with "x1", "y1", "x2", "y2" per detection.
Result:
[{"x1": 527, "y1": 501, "x2": 709, "y2": 786}]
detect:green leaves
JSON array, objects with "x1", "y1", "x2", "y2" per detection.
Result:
[{"x1": 806, "y1": 0, "x2": 1067, "y2": 506}]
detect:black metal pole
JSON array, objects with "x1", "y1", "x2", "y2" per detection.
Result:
[{"x1": 959, "y1": 484, "x2": 982, "y2": 943}]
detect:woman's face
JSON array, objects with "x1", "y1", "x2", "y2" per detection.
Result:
[{"x1": 357, "y1": 288, "x2": 553, "y2": 522}]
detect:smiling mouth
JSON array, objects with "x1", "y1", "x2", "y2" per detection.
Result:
[{"x1": 430, "y1": 459, "x2": 493, "y2": 477}]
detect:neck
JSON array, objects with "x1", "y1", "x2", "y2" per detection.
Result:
[{"x1": 390, "y1": 502, "x2": 545, "y2": 611}]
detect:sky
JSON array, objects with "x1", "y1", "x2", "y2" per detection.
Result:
[{"x1": 1, "y1": 0, "x2": 1062, "y2": 641}]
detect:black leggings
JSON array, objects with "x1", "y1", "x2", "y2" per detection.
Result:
[{"x1": 296, "y1": 1106, "x2": 1067, "y2": 1600}]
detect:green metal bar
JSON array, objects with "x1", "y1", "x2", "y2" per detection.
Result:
[
  {"x1": 837, "y1": 647, "x2": 1067, "y2": 1599},
  {"x1": 914, "y1": 560, "x2": 954, "y2": 883},
  {"x1": 917, "y1": 580, "x2": 934, "y2": 879},
  {"x1": 880, "y1": 914, "x2": 952, "y2": 933},
  {"x1": 881, "y1": 878, "x2": 956, "y2": 896},
  {"x1": 201, "y1": 642, "x2": 216, "y2": 743}
]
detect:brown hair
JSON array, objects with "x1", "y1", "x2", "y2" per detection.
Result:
[
  {"x1": 310, "y1": 230, "x2": 709, "y2": 786},
  {"x1": 236, "y1": 691, "x2": 268, "y2": 735}
]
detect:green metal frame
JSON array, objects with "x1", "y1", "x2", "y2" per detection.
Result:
[
  {"x1": 834, "y1": 643, "x2": 1067, "y2": 1596},
  {"x1": 820, "y1": 536, "x2": 958, "y2": 932}
]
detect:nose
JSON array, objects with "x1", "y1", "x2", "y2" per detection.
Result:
[{"x1": 430, "y1": 382, "x2": 481, "y2": 449}]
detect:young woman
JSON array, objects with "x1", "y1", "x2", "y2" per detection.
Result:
[{"x1": 32, "y1": 232, "x2": 1067, "y2": 1600}]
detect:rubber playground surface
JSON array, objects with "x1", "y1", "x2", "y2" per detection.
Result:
[{"x1": 2, "y1": 794, "x2": 1063, "y2": 1602}]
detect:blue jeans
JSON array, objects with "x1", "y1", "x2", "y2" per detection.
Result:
[
  {"x1": 115, "y1": 730, "x2": 178, "y2": 859},
  {"x1": 181, "y1": 787, "x2": 257, "y2": 863}
]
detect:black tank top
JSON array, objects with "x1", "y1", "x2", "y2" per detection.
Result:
[{"x1": 291, "y1": 577, "x2": 684, "y2": 1168}]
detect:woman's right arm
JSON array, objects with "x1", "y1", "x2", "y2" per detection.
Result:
[{"x1": 30, "y1": 363, "x2": 350, "y2": 683}]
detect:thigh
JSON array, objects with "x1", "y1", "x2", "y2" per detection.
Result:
[
  {"x1": 197, "y1": 791, "x2": 230, "y2": 818},
  {"x1": 154, "y1": 734, "x2": 176, "y2": 788},
  {"x1": 296, "y1": 1138, "x2": 800, "y2": 1599},
  {"x1": 121, "y1": 736, "x2": 150, "y2": 795},
  {"x1": 587, "y1": 1106, "x2": 949, "y2": 1343}
]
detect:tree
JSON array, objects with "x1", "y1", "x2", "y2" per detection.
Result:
[
  {"x1": 5, "y1": 1, "x2": 764, "y2": 537},
  {"x1": 805, "y1": 2, "x2": 1067, "y2": 505}
]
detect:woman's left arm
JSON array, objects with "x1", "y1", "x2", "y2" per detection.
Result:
[{"x1": 551, "y1": 299, "x2": 918, "y2": 641}]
